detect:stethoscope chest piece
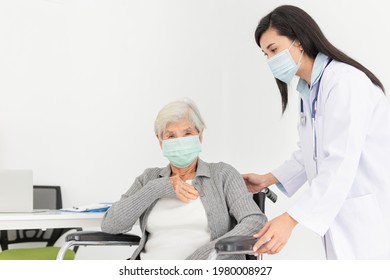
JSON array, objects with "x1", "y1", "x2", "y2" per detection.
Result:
[
  {"x1": 300, "y1": 99, "x2": 307, "y2": 126},
  {"x1": 300, "y1": 112, "x2": 306, "y2": 126}
]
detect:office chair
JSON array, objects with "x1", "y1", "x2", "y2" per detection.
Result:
[
  {"x1": 0, "y1": 186, "x2": 79, "y2": 260},
  {"x1": 56, "y1": 188, "x2": 277, "y2": 260}
]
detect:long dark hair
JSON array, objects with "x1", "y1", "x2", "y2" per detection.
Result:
[{"x1": 255, "y1": 5, "x2": 385, "y2": 113}]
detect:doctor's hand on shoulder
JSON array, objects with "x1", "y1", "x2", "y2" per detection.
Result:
[{"x1": 242, "y1": 173, "x2": 278, "y2": 193}]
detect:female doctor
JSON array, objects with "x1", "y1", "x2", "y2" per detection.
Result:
[{"x1": 243, "y1": 5, "x2": 390, "y2": 259}]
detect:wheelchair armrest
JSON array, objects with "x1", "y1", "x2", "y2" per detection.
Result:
[
  {"x1": 56, "y1": 231, "x2": 141, "y2": 260},
  {"x1": 215, "y1": 236, "x2": 257, "y2": 255},
  {"x1": 65, "y1": 231, "x2": 141, "y2": 243}
]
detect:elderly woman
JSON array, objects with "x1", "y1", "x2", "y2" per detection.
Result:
[{"x1": 101, "y1": 99, "x2": 267, "y2": 260}]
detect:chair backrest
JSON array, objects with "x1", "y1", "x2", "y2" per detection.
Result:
[
  {"x1": 0, "y1": 185, "x2": 72, "y2": 251},
  {"x1": 253, "y1": 192, "x2": 266, "y2": 213},
  {"x1": 244, "y1": 192, "x2": 266, "y2": 260},
  {"x1": 33, "y1": 185, "x2": 63, "y2": 209}
]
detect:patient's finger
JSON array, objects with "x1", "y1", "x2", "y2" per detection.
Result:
[
  {"x1": 184, "y1": 187, "x2": 199, "y2": 196},
  {"x1": 176, "y1": 192, "x2": 189, "y2": 203},
  {"x1": 182, "y1": 183, "x2": 199, "y2": 194},
  {"x1": 185, "y1": 192, "x2": 199, "y2": 200},
  {"x1": 181, "y1": 186, "x2": 199, "y2": 200},
  {"x1": 178, "y1": 185, "x2": 198, "y2": 199}
]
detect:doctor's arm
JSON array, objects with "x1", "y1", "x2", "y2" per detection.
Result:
[
  {"x1": 271, "y1": 139, "x2": 308, "y2": 196},
  {"x1": 243, "y1": 135, "x2": 308, "y2": 196}
]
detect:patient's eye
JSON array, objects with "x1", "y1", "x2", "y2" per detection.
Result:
[{"x1": 163, "y1": 132, "x2": 175, "y2": 139}]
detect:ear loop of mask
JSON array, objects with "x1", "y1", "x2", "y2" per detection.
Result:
[{"x1": 290, "y1": 39, "x2": 304, "y2": 65}]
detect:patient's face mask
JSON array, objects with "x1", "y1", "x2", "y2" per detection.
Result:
[
  {"x1": 267, "y1": 40, "x2": 304, "y2": 84},
  {"x1": 162, "y1": 135, "x2": 202, "y2": 168}
]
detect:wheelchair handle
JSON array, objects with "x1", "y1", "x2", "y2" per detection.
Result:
[{"x1": 263, "y1": 187, "x2": 277, "y2": 203}]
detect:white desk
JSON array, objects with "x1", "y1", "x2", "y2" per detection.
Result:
[{"x1": 0, "y1": 210, "x2": 105, "y2": 230}]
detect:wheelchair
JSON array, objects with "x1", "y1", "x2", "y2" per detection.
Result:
[{"x1": 56, "y1": 188, "x2": 277, "y2": 260}]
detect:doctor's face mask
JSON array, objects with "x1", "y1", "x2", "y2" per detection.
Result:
[{"x1": 267, "y1": 40, "x2": 304, "y2": 84}]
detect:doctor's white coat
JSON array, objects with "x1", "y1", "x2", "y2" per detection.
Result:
[{"x1": 272, "y1": 60, "x2": 390, "y2": 259}]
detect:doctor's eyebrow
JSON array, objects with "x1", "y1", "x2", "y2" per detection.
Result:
[
  {"x1": 261, "y1": 43, "x2": 275, "y2": 56},
  {"x1": 266, "y1": 43, "x2": 275, "y2": 50}
]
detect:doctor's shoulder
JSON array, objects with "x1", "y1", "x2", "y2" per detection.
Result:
[
  {"x1": 322, "y1": 61, "x2": 381, "y2": 95},
  {"x1": 324, "y1": 60, "x2": 369, "y2": 82}
]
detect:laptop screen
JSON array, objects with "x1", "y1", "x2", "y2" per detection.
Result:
[{"x1": 0, "y1": 170, "x2": 33, "y2": 212}]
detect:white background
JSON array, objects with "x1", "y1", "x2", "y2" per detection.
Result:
[{"x1": 0, "y1": 0, "x2": 388, "y2": 260}]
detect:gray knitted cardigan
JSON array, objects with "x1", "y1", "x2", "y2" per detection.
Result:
[{"x1": 101, "y1": 158, "x2": 267, "y2": 260}]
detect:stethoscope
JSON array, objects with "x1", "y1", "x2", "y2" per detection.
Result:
[{"x1": 299, "y1": 59, "x2": 333, "y2": 170}]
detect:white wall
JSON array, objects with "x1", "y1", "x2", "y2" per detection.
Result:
[{"x1": 0, "y1": 0, "x2": 388, "y2": 259}]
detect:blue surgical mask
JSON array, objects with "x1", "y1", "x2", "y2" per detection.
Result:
[
  {"x1": 162, "y1": 135, "x2": 202, "y2": 168},
  {"x1": 267, "y1": 40, "x2": 304, "y2": 84}
]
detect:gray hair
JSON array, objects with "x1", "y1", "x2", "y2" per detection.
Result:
[{"x1": 154, "y1": 98, "x2": 206, "y2": 139}]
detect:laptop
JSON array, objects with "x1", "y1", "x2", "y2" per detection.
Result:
[{"x1": 0, "y1": 170, "x2": 33, "y2": 212}]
